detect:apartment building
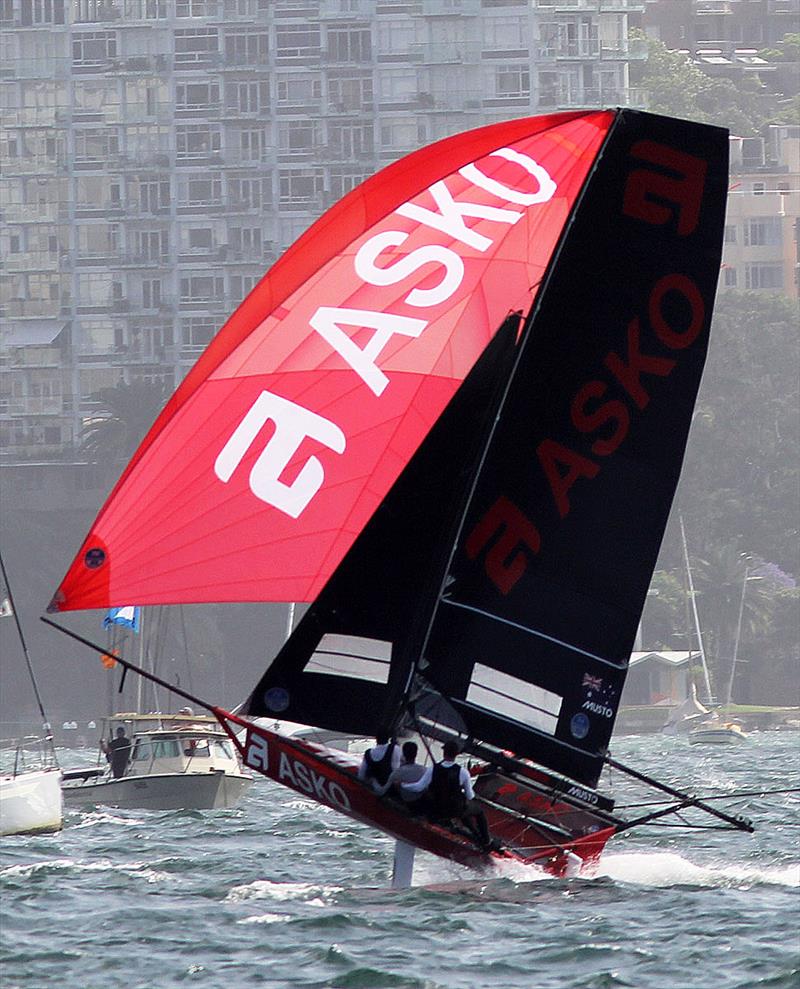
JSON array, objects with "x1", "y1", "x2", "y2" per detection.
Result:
[
  {"x1": 723, "y1": 125, "x2": 800, "y2": 298},
  {"x1": 0, "y1": 0, "x2": 646, "y2": 463}
]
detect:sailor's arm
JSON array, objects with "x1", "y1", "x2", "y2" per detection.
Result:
[{"x1": 401, "y1": 765, "x2": 432, "y2": 796}]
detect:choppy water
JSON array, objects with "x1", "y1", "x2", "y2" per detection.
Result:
[{"x1": 1, "y1": 733, "x2": 798, "y2": 989}]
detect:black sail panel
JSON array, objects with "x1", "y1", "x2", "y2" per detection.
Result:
[
  {"x1": 423, "y1": 111, "x2": 728, "y2": 786},
  {"x1": 243, "y1": 315, "x2": 523, "y2": 733}
]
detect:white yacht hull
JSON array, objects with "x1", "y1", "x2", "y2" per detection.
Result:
[
  {"x1": 688, "y1": 725, "x2": 747, "y2": 745},
  {"x1": 0, "y1": 768, "x2": 63, "y2": 835},
  {"x1": 62, "y1": 769, "x2": 252, "y2": 810}
]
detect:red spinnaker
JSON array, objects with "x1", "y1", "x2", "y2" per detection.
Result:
[{"x1": 52, "y1": 111, "x2": 613, "y2": 611}]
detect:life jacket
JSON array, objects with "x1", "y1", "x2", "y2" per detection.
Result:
[
  {"x1": 363, "y1": 742, "x2": 395, "y2": 786},
  {"x1": 428, "y1": 762, "x2": 466, "y2": 818}
]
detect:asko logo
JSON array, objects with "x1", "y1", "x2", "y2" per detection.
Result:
[
  {"x1": 214, "y1": 148, "x2": 558, "y2": 517},
  {"x1": 467, "y1": 140, "x2": 711, "y2": 595}
]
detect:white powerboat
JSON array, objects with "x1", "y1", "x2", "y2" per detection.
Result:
[{"x1": 62, "y1": 715, "x2": 252, "y2": 810}]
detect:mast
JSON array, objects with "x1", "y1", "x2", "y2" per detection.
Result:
[
  {"x1": 0, "y1": 550, "x2": 58, "y2": 762},
  {"x1": 680, "y1": 515, "x2": 714, "y2": 704}
]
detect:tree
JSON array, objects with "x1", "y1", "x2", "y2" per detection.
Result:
[
  {"x1": 629, "y1": 30, "x2": 781, "y2": 135},
  {"x1": 81, "y1": 379, "x2": 169, "y2": 465},
  {"x1": 675, "y1": 291, "x2": 800, "y2": 581}
]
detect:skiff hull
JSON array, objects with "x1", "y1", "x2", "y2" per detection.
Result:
[
  {"x1": 0, "y1": 768, "x2": 63, "y2": 836},
  {"x1": 62, "y1": 769, "x2": 252, "y2": 810},
  {"x1": 220, "y1": 712, "x2": 616, "y2": 877}
]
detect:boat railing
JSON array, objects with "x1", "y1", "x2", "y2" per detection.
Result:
[{"x1": 0, "y1": 735, "x2": 59, "y2": 778}]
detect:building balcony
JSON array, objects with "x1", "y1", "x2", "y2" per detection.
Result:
[
  {"x1": 408, "y1": 42, "x2": 481, "y2": 64},
  {"x1": 0, "y1": 203, "x2": 70, "y2": 224},
  {"x1": 3, "y1": 397, "x2": 64, "y2": 417},
  {"x1": 5, "y1": 252, "x2": 61, "y2": 273},
  {"x1": 536, "y1": 0, "x2": 643, "y2": 10}
]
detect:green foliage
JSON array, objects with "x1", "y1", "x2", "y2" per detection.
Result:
[
  {"x1": 676, "y1": 291, "x2": 800, "y2": 580},
  {"x1": 81, "y1": 379, "x2": 169, "y2": 465},
  {"x1": 630, "y1": 30, "x2": 784, "y2": 135}
]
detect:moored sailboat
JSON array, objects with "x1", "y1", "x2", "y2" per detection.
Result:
[
  {"x1": 0, "y1": 553, "x2": 62, "y2": 836},
  {"x1": 45, "y1": 109, "x2": 754, "y2": 878}
]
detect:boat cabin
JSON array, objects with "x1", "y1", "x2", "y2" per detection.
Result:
[{"x1": 126, "y1": 728, "x2": 240, "y2": 778}]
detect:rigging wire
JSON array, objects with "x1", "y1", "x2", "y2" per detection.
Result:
[{"x1": 615, "y1": 786, "x2": 800, "y2": 809}]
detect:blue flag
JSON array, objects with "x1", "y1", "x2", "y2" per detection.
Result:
[{"x1": 103, "y1": 606, "x2": 141, "y2": 632}]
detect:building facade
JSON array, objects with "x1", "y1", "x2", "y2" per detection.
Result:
[
  {"x1": 0, "y1": 0, "x2": 648, "y2": 463},
  {"x1": 723, "y1": 125, "x2": 800, "y2": 298}
]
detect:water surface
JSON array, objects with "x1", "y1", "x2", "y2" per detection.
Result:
[{"x1": 1, "y1": 733, "x2": 798, "y2": 988}]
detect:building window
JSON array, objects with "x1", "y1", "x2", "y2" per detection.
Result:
[
  {"x1": 174, "y1": 28, "x2": 219, "y2": 65},
  {"x1": 176, "y1": 82, "x2": 220, "y2": 112},
  {"x1": 228, "y1": 176, "x2": 270, "y2": 209},
  {"x1": 239, "y1": 127, "x2": 266, "y2": 162},
  {"x1": 180, "y1": 174, "x2": 222, "y2": 205},
  {"x1": 329, "y1": 73, "x2": 373, "y2": 111},
  {"x1": 278, "y1": 120, "x2": 320, "y2": 154},
  {"x1": 743, "y1": 217, "x2": 782, "y2": 247},
  {"x1": 724, "y1": 224, "x2": 737, "y2": 244},
  {"x1": 182, "y1": 315, "x2": 217, "y2": 348},
  {"x1": 72, "y1": 31, "x2": 116, "y2": 67},
  {"x1": 745, "y1": 264, "x2": 783, "y2": 290},
  {"x1": 180, "y1": 275, "x2": 224, "y2": 301},
  {"x1": 138, "y1": 179, "x2": 170, "y2": 213},
  {"x1": 329, "y1": 122, "x2": 373, "y2": 158},
  {"x1": 279, "y1": 170, "x2": 323, "y2": 207},
  {"x1": 187, "y1": 228, "x2": 213, "y2": 249},
  {"x1": 74, "y1": 128, "x2": 119, "y2": 163},
  {"x1": 275, "y1": 25, "x2": 320, "y2": 61},
  {"x1": 24, "y1": 0, "x2": 66, "y2": 24},
  {"x1": 142, "y1": 278, "x2": 162, "y2": 309},
  {"x1": 495, "y1": 64, "x2": 529, "y2": 99},
  {"x1": 230, "y1": 273, "x2": 259, "y2": 301},
  {"x1": 329, "y1": 168, "x2": 369, "y2": 201},
  {"x1": 483, "y1": 15, "x2": 528, "y2": 52},
  {"x1": 327, "y1": 27, "x2": 371, "y2": 63},
  {"x1": 723, "y1": 267, "x2": 737, "y2": 287},
  {"x1": 226, "y1": 80, "x2": 270, "y2": 114},
  {"x1": 276, "y1": 74, "x2": 322, "y2": 106},
  {"x1": 176, "y1": 0, "x2": 218, "y2": 15},
  {"x1": 229, "y1": 226, "x2": 262, "y2": 258},
  {"x1": 176, "y1": 124, "x2": 221, "y2": 160},
  {"x1": 225, "y1": 31, "x2": 268, "y2": 65},
  {"x1": 135, "y1": 229, "x2": 169, "y2": 260}
]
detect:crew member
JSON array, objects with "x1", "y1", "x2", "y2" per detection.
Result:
[
  {"x1": 402, "y1": 739, "x2": 498, "y2": 851},
  {"x1": 358, "y1": 734, "x2": 402, "y2": 791}
]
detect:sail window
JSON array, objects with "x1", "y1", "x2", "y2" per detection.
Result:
[
  {"x1": 466, "y1": 664, "x2": 562, "y2": 735},
  {"x1": 306, "y1": 634, "x2": 392, "y2": 685}
]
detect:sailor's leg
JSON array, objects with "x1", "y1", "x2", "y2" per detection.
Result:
[{"x1": 391, "y1": 840, "x2": 416, "y2": 889}]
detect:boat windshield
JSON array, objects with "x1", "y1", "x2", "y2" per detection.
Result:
[
  {"x1": 133, "y1": 738, "x2": 181, "y2": 760},
  {"x1": 212, "y1": 740, "x2": 233, "y2": 760}
]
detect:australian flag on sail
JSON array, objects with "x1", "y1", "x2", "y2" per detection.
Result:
[{"x1": 103, "y1": 606, "x2": 140, "y2": 632}]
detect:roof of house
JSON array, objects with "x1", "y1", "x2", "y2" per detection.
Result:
[{"x1": 629, "y1": 651, "x2": 699, "y2": 668}]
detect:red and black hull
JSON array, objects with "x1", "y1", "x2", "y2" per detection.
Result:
[{"x1": 216, "y1": 709, "x2": 616, "y2": 877}]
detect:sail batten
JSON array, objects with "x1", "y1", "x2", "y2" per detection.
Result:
[{"x1": 439, "y1": 598, "x2": 625, "y2": 669}]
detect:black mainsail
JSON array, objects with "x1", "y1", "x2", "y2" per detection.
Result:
[{"x1": 243, "y1": 111, "x2": 729, "y2": 790}]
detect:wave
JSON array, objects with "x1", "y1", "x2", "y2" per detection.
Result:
[
  {"x1": 595, "y1": 851, "x2": 800, "y2": 888},
  {"x1": 226, "y1": 877, "x2": 343, "y2": 904}
]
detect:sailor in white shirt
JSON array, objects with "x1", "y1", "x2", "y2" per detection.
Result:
[{"x1": 357, "y1": 734, "x2": 402, "y2": 791}]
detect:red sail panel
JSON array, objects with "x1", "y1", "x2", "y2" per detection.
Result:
[{"x1": 52, "y1": 111, "x2": 613, "y2": 612}]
